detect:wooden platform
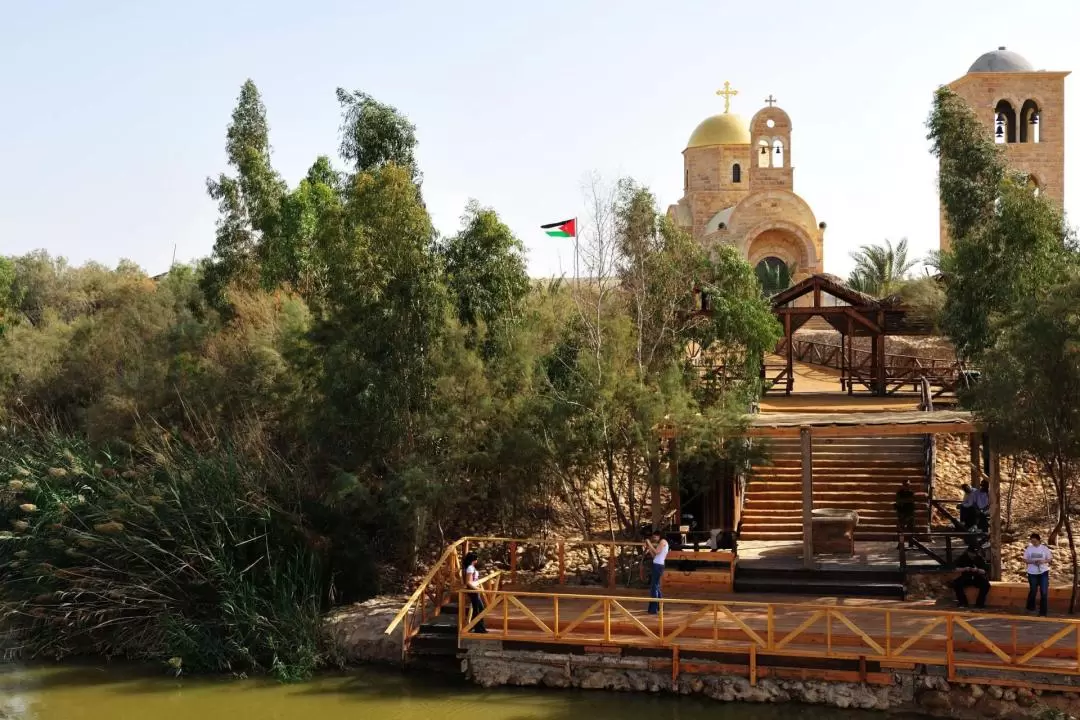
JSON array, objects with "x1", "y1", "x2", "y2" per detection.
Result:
[
  {"x1": 462, "y1": 585, "x2": 1080, "y2": 684},
  {"x1": 759, "y1": 393, "x2": 921, "y2": 414}
]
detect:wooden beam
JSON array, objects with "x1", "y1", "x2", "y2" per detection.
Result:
[
  {"x1": 784, "y1": 313, "x2": 793, "y2": 395},
  {"x1": 743, "y1": 421, "x2": 981, "y2": 439},
  {"x1": 969, "y1": 433, "x2": 981, "y2": 488},
  {"x1": 801, "y1": 426, "x2": 814, "y2": 569},
  {"x1": 989, "y1": 440, "x2": 1002, "y2": 581}
]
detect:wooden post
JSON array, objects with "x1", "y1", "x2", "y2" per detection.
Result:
[
  {"x1": 989, "y1": 440, "x2": 1002, "y2": 580},
  {"x1": 672, "y1": 646, "x2": 680, "y2": 687},
  {"x1": 749, "y1": 643, "x2": 757, "y2": 685},
  {"x1": 784, "y1": 314, "x2": 794, "y2": 395},
  {"x1": 509, "y1": 541, "x2": 518, "y2": 585},
  {"x1": 607, "y1": 543, "x2": 616, "y2": 588},
  {"x1": 801, "y1": 426, "x2": 814, "y2": 569},
  {"x1": 969, "y1": 433, "x2": 981, "y2": 488},
  {"x1": 558, "y1": 541, "x2": 566, "y2": 586}
]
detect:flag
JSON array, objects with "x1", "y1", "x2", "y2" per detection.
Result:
[{"x1": 541, "y1": 218, "x2": 576, "y2": 238}]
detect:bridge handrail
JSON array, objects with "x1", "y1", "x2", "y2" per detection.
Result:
[
  {"x1": 384, "y1": 536, "x2": 649, "y2": 637},
  {"x1": 457, "y1": 586, "x2": 1080, "y2": 681}
]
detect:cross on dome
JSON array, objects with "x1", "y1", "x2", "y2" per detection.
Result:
[
  {"x1": 716, "y1": 81, "x2": 738, "y2": 113},
  {"x1": 765, "y1": 94, "x2": 778, "y2": 107}
]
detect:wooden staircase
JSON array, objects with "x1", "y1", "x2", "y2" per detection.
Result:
[{"x1": 740, "y1": 435, "x2": 929, "y2": 542}]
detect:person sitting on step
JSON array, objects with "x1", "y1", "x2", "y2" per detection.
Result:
[{"x1": 952, "y1": 545, "x2": 990, "y2": 609}]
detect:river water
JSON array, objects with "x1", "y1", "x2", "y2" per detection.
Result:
[{"x1": 0, "y1": 664, "x2": 903, "y2": 719}]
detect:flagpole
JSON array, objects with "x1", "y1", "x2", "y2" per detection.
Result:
[{"x1": 573, "y1": 216, "x2": 579, "y2": 282}]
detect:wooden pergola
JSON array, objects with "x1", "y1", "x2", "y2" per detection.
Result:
[{"x1": 769, "y1": 274, "x2": 934, "y2": 396}]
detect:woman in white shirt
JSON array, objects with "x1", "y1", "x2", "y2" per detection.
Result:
[
  {"x1": 644, "y1": 530, "x2": 669, "y2": 615},
  {"x1": 1022, "y1": 533, "x2": 1052, "y2": 616},
  {"x1": 462, "y1": 551, "x2": 488, "y2": 633}
]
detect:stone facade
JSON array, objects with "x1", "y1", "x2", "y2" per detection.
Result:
[
  {"x1": 939, "y1": 48, "x2": 1070, "y2": 251},
  {"x1": 668, "y1": 97, "x2": 824, "y2": 280}
]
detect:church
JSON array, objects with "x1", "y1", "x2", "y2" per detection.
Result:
[
  {"x1": 666, "y1": 82, "x2": 824, "y2": 285},
  {"x1": 667, "y1": 47, "x2": 1068, "y2": 278}
]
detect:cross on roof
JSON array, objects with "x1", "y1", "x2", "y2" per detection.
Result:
[
  {"x1": 716, "y1": 81, "x2": 738, "y2": 113},
  {"x1": 765, "y1": 94, "x2": 778, "y2": 107}
]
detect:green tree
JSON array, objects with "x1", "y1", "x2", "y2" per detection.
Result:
[
  {"x1": 335, "y1": 88, "x2": 420, "y2": 183},
  {"x1": 203, "y1": 80, "x2": 287, "y2": 305},
  {"x1": 846, "y1": 238, "x2": 916, "y2": 297},
  {"x1": 928, "y1": 85, "x2": 1080, "y2": 594},
  {"x1": 966, "y1": 278, "x2": 1080, "y2": 610},
  {"x1": 440, "y1": 200, "x2": 530, "y2": 341},
  {"x1": 928, "y1": 86, "x2": 1074, "y2": 360},
  {"x1": 259, "y1": 155, "x2": 343, "y2": 298}
]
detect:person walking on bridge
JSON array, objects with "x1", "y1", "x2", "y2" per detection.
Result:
[
  {"x1": 462, "y1": 551, "x2": 488, "y2": 633},
  {"x1": 644, "y1": 530, "x2": 669, "y2": 615}
]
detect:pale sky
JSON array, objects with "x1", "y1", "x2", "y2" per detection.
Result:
[{"x1": 1, "y1": 0, "x2": 1077, "y2": 279}]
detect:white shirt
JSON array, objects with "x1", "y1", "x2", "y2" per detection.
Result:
[
  {"x1": 652, "y1": 539, "x2": 669, "y2": 566},
  {"x1": 1024, "y1": 544, "x2": 1051, "y2": 575},
  {"x1": 465, "y1": 564, "x2": 480, "y2": 588}
]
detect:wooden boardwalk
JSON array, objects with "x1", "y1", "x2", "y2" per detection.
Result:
[{"x1": 460, "y1": 586, "x2": 1080, "y2": 683}]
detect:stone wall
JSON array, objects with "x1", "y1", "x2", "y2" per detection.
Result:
[{"x1": 464, "y1": 645, "x2": 1080, "y2": 718}]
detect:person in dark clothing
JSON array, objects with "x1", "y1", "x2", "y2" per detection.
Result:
[
  {"x1": 952, "y1": 546, "x2": 991, "y2": 609},
  {"x1": 895, "y1": 478, "x2": 917, "y2": 548}
]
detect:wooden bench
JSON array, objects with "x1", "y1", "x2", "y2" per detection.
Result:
[
  {"x1": 661, "y1": 550, "x2": 736, "y2": 593},
  {"x1": 962, "y1": 580, "x2": 1074, "y2": 612}
]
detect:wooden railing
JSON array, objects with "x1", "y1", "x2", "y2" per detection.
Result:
[
  {"x1": 458, "y1": 589, "x2": 1080, "y2": 683},
  {"x1": 898, "y1": 531, "x2": 988, "y2": 571},
  {"x1": 384, "y1": 536, "x2": 650, "y2": 645}
]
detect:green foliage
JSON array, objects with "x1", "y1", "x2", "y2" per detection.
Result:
[
  {"x1": 0, "y1": 428, "x2": 327, "y2": 681},
  {"x1": 929, "y1": 87, "x2": 1075, "y2": 359},
  {"x1": 440, "y1": 201, "x2": 530, "y2": 340},
  {"x1": 847, "y1": 238, "x2": 916, "y2": 297},
  {"x1": 755, "y1": 259, "x2": 793, "y2": 296},
  {"x1": 335, "y1": 88, "x2": 420, "y2": 183},
  {"x1": 203, "y1": 80, "x2": 287, "y2": 306}
]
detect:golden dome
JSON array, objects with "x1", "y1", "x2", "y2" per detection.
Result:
[{"x1": 686, "y1": 113, "x2": 751, "y2": 148}]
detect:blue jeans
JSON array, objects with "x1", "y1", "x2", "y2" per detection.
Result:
[
  {"x1": 648, "y1": 563, "x2": 664, "y2": 614},
  {"x1": 1028, "y1": 571, "x2": 1050, "y2": 616}
]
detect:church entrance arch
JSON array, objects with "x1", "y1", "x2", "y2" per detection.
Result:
[
  {"x1": 755, "y1": 256, "x2": 793, "y2": 295},
  {"x1": 746, "y1": 227, "x2": 813, "y2": 278}
]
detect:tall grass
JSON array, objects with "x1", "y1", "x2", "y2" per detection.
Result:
[{"x1": 0, "y1": 426, "x2": 327, "y2": 681}]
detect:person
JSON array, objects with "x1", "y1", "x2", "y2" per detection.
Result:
[
  {"x1": 643, "y1": 530, "x2": 669, "y2": 615},
  {"x1": 973, "y1": 480, "x2": 991, "y2": 531},
  {"x1": 958, "y1": 483, "x2": 977, "y2": 528},
  {"x1": 952, "y1": 545, "x2": 991, "y2": 609},
  {"x1": 894, "y1": 478, "x2": 917, "y2": 548},
  {"x1": 462, "y1": 551, "x2": 488, "y2": 633},
  {"x1": 1023, "y1": 533, "x2": 1052, "y2": 617}
]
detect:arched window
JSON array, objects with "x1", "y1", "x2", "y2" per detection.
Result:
[
  {"x1": 995, "y1": 100, "x2": 1017, "y2": 144},
  {"x1": 732, "y1": 163, "x2": 741, "y2": 183},
  {"x1": 772, "y1": 139, "x2": 785, "y2": 168},
  {"x1": 685, "y1": 169, "x2": 689, "y2": 189},
  {"x1": 1020, "y1": 100, "x2": 1040, "y2": 143},
  {"x1": 757, "y1": 140, "x2": 770, "y2": 167}
]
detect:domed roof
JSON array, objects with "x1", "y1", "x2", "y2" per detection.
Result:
[
  {"x1": 687, "y1": 113, "x2": 751, "y2": 148},
  {"x1": 968, "y1": 47, "x2": 1034, "y2": 73}
]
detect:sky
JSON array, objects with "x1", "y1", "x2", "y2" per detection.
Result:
[{"x1": 1, "y1": 0, "x2": 1078, "y2": 279}]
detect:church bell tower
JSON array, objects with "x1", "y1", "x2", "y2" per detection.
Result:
[{"x1": 940, "y1": 47, "x2": 1069, "y2": 251}]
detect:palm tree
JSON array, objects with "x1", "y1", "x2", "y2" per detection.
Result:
[{"x1": 847, "y1": 238, "x2": 917, "y2": 297}]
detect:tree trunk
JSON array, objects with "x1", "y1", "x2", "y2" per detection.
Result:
[
  {"x1": 1065, "y1": 503, "x2": 1078, "y2": 615},
  {"x1": 650, "y1": 455, "x2": 662, "y2": 530}
]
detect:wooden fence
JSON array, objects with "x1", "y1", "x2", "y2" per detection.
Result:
[{"x1": 458, "y1": 588, "x2": 1080, "y2": 686}]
